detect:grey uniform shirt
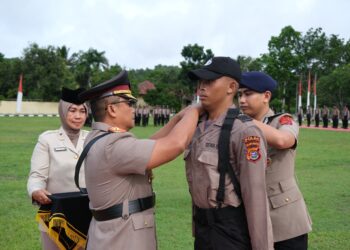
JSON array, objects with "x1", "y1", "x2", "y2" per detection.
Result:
[
  {"x1": 85, "y1": 122, "x2": 156, "y2": 250},
  {"x1": 185, "y1": 108, "x2": 274, "y2": 250},
  {"x1": 263, "y1": 109, "x2": 312, "y2": 242}
]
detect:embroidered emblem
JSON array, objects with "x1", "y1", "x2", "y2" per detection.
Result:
[
  {"x1": 279, "y1": 115, "x2": 293, "y2": 125},
  {"x1": 108, "y1": 127, "x2": 126, "y2": 133},
  {"x1": 244, "y1": 136, "x2": 261, "y2": 162},
  {"x1": 205, "y1": 142, "x2": 217, "y2": 149}
]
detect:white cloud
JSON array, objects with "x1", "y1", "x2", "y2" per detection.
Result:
[{"x1": 0, "y1": 0, "x2": 349, "y2": 69}]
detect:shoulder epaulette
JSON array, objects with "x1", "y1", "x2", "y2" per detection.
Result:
[
  {"x1": 265, "y1": 113, "x2": 283, "y2": 124},
  {"x1": 237, "y1": 114, "x2": 253, "y2": 122}
]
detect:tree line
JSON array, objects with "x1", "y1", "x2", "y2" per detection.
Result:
[{"x1": 1, "y1": 25, "x2": 349, "y2": 112}]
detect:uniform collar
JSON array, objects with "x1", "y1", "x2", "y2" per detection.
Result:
[
  {"x1": 198, "y1": 104, "x2": 237, "y2": 131},
  {"x1": 262, "y1": 109, "x2": 275, "y2": 123},
  {"x1": 91, "y1": 122, "x2": 110, "y2": 132}
]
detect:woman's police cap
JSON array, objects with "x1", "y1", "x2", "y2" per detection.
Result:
[
  {"x1": 188, "y1": 56, "x2": 241, "y2": 83},
  {"x1": 61, "y1": 87, "x2": 86, "y2": 105},
  {"x1": 79, "y1": 70, "x2": 137, "y2": 102},
  {"x1": 240, "y1": 71, "x2": 278, "y2": 93}
]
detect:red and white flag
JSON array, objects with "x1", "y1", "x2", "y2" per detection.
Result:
[
  {"x1": 16, "y1": 74, "x2": 23, "y2": 113},
  {"x1": 298, "y1": 76, "x2": 302, "y2": 108},
  {"x1": 307, "y1": 70, "x2": 311, "y2": 107},
  {"x1": 313, "y1": 73, "x2": 317, "y2": 112}
]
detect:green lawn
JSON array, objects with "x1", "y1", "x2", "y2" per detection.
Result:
[{"x1": 0, "y1": 117, "x2": 349, "y2": 249}]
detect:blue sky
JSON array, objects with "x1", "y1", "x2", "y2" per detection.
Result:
[{"x1": 1, "y1": 0, "x2": 349, "y2": 69}]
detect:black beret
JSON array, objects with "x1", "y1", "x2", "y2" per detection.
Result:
[
  {"x1": 188, "y1": 56, "x2": 241, "y2": 83},
  {"x1": 79, "y1": 70, "x2": 136, "y2": 102},
  {"x1": 61, "y1": 87, "x2": 86, "y2": 105},
  {"x1": 240, "y1": 71, "x2": 278, "y2": 93}
]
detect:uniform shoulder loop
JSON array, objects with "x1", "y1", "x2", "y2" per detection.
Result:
[
  {"x1": 266, "y1": 113, "x2": 283, "y2": 124},
  {"x1": 237, "y1": 114, "x2": 253, "y2": 123}
]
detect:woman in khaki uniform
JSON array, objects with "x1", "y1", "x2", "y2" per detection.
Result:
[
  {"x1": 78, "y1": 70, "x2": 201, "y2": 250},
  {"x1": 239, "y1": 71, "x2": 312, "y2": 250},
  {"x1": 27, "y1": 87, "x2": 89, "y2": 249}
]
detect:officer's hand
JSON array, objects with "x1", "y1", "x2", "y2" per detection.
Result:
[
  {"x1": 32, "y1": 189, "x2": 52, "y2": 205},
  {"x1": 189, "y1": 103, "x2": 204, "y2": 116}
]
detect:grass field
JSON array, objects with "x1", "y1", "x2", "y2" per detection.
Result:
[{"x1": 0, "y1": 117, "x2": 349, "y2": 249}]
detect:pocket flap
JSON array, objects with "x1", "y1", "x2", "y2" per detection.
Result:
[
  {"x1": 279, "y1": 178, "x2": 297, "y2": 192},
  {"x1": 131, "y1": 212, "x2": 155, "y2": 230},
  {"x1": 270, "y1": 187, "x2": 302, "y2": 209},
  {"x1": 197, "y1": 151, "x2": 218, "y2": 166}
]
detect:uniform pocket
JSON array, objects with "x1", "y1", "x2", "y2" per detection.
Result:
[
  {"x1": 197, "y1": 151, "x2": 218, "y2": 166},
  {"x1": 131, "y1": 212, "x2": 155, "y2": 230},
  {"x1": 269, "y1": 187, "x2": 302, "y2": 209}
]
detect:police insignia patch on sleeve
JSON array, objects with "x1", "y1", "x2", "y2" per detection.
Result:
[
  {"x1": 279, "y1": 115, "x2": 293, "y2": 125},
  {"x1": 244, "y1": 136, "x2": 261, "y2": 162}
]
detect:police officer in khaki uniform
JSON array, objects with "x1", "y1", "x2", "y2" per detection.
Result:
[
  {"x1": 27, "y1": 87, "x2": 89, "y2": 249},
  {"x1": 79, "y1": 70, "x2": 201, "y2": 250},
  {"x1": 185, "y1": 57, "x2": 273, "y2": 250},
  {"x1": 239, "y1": 71, "x2": 312, "y2": 250}
]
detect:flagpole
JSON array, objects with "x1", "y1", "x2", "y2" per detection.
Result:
[
  {"x1": 298, "y1": 76, "x2": 302, "y2": 109},
  {"x1": 16, "y1": 74, "x2": 23, "y2": 113},
  {"x1": 313, "y1": 73, "x2": 317, "y2": 116},
  {"x1": 307, "y1": 70, "x2": 311, "y2": 108}
]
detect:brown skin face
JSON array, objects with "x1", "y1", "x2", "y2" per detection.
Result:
[
  {"x1": 238, "y1": 88, "x2": 271, "y2": 121},
  {"x1": 65, "y1": 104, "x2": 87, "y2": 130},
  {"x1": 105, "y1": 97, "x2": 135, "y2": 131},
  {"x1": 198, "y1": 76, "x2": 237, "y2": 120}
]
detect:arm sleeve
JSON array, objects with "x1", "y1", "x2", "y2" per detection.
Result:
[
  {"x1": 235, "y1": 125, "x2": 273, "y2": 250},
  {"x1": 27, "y1": 134, "x2": 50, "y2": 197},
  {"x1": 107, "y1": 134, "x2": 156, "y2": 175}
]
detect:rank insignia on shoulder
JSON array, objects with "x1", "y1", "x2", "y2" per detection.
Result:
[
  {"x1": 243, "y1": 136, "x2": 261, "y2": 162},
  {"x1": 108, "y1": 127, "x2": 126, "y2": 133},
  {"x1": 279, "y1": 115, "x2": 293, "y2": 125}
]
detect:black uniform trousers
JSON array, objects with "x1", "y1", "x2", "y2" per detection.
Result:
[
  {"x1": 322, "y1": 115, "x2": 328, "y2": 128},
  {"x1": 332, "y1": 116, "x2": 339, "y2": 128},
  {"x1": 306, "y1": 114, "x2": 311, "y2": 127},
  {"x1": 194, "y1": 205, "x2": 251, "y2": 250},
  {"x1": 315, "y1": 114, "x2": 320, "y2": 127},
  {"x1": 274, "y1": 233, "x2": 308, "y2": 250},
  {"x1": 343, "y1": 116, "x2": 348, "y2": 129}
]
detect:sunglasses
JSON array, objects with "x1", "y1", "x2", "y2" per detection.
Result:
[{"x1": 106, "y1": 100, "x2": 136, "y2": 110}]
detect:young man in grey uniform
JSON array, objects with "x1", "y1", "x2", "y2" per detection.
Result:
[
  {"x1": 238, "y1": 71, "x2": 312, "y2": 250},
  {"x1": 185, "y1": 57, "x2": 273, "y2": 250},
  {"x1": 79, "y1": 70, "x2": 201, "y2": 250}
]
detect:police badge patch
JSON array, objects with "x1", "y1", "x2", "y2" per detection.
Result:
[{"x1": 243, "y1": 136, "x2": 261, "y2": 162}]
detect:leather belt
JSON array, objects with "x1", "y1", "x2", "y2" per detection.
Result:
[{"x1": 91, "y1": 194, "x2": 155, "y2": 221}]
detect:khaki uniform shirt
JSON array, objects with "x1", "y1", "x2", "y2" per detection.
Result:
[
  {"x1": 184, "y1": 107, "x2": 273, "y2": 250},
  {"x1": 263, "y1": 109, "x2": 312, "y2": 242},
  {"x1": 28, "y1": 127, "x2": 88, "y2": 232},
  {"x1": 28, "y1": 127, "x2": 88, "y2": 196},
  {"x1": 85, "y1": 122, "x2": 156, "y2": 250}
]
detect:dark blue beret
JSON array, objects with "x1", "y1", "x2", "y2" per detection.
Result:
[{"x1": 240, "y1": 71, "x2": 277, "y2": 93}]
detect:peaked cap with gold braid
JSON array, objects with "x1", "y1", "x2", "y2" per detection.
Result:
[{"x1": 78, "y1": 70, "x2": 137, "y2": 102}]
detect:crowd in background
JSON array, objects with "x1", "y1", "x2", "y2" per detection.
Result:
[
  {"x1": 296, "y1": 105, "x2": 349, "y2": 129},
  {"x1": 134, "y1": 105, "x2": 173, "y2": 127}
]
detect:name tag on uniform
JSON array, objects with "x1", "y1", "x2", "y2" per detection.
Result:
[{"x1": 54, "y1": 147, "x2": 67, "y2": 152}]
